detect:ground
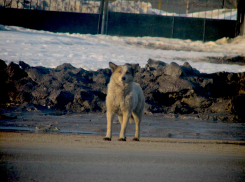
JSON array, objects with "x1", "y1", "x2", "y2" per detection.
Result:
[
  {"x1": 1, "y1": 132, "x2": 245, "y2": 182},
  {"x1": 0, "y1": 111, "x2": 245, "y2": 181},
  {"x1": 1, "y1": 111, "x2": 245, "y2": 141}
]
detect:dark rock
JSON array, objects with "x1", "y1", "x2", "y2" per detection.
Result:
[
  {"x1": 181, "y1": 95, "x2": 212, "y2": 109},
  {"x1": 182, "y1": 62, "x2": 200, "y2": 76},
  {"x1": 231, "y1": 95, "x2": 245, "y2": 122},
  {"x1": 0, "y1": 60, "x2": 8, "y2": 104},
  {"x1": 19, "y1": 61, "x2": 30, "y2": 70},
  {"x1": 0, "y1": 114, "x2": 17, "y2": 120},
  {"x1": 183, "y1": 62, "x2": 192, "y2": 69},
  {"x1": 55, "y1": 63, "x2": 76, "y2": 71},
  {"x1": 26, "y1": 66, "x2": 51, "y2": 82},
  {"x1": 1, "y1": 60, "x2": 245, "y2": 122},
  {"x1": 6, "y1": 62, "x2": 28, "y2": 80},
  {"x1": 49, "y1": 90, "x2": 74, "y2": 108},
  {"x1": 170, "y1": 101, "x2": 193, "y2": 114},
  {"x1": 165, "y1": 62, "x2": 183, "y2": 77},
  {"x1": 146, "y1": 58, "x2": 167, "y2": 70},
  {"x1": 159, "y1": 77, "x2": 194, "y2": 93},
  {"x1": 0, "y1": 59, "x2": 7, "y2": 70}
]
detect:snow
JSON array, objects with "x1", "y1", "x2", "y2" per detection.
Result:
[
  {"x1": 151, "y1": 9, "x2": 237, "y2": 20},
  {"x1": 1, "y1": 24, "x2": 245, "y2": 73}
]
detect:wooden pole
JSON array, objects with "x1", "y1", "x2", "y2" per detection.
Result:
[
  {"x1": 186, "y1": 0, "x2": 189, "y2": 14},
  {"x1": 101, "y1": 0, "x2": 109, "y2": 34},
  {"x1": 158, "y1": 0, "x2": 161, "y2": 10},
  {"x1": 237, "y1": 0, "x2": 245, "y2": 36},
  {"x1": 97, "y1": 0, "x2": 105, "y2": 34}
]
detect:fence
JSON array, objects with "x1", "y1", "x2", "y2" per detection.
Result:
[
  {"x1": 0, "y1": 0, "x2": 240, "y2": 41},
  {"x1": 1, "y1": 0, "x2": 237, "y2": 19}
]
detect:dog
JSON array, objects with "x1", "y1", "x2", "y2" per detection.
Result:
[{"x1": 104, "y1": 62, "x2": 145, "y2": 141}]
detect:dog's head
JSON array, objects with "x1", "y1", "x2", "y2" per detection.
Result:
[{"x1": 109, "y1": 62, "x2": 139, "y2": 84}]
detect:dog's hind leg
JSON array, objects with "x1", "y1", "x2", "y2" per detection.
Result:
[
  {"x1": 132, "y1": 112, "x2": 141, "y2": 141},
  {"x1": 104, "y1": 111, "x2": 115, "y2": 141}
]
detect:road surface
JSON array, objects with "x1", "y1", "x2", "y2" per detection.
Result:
[{"x1": 1, "y1": 132, "x2": 245, "y2": 182}]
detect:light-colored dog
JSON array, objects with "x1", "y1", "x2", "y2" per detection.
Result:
[{"x1": 104, "y1": 62, "x2": 145, "y2": 141}]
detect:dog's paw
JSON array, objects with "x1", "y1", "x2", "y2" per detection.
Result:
[
  {"x1": 118, "y1": 137, "x2": 126, "y2": 141},
  {"x1": 132, "y1": 138, "x2": 139, "y2": 141},
  {"x1": 103, "y1": 137, "x2": 111, "y2": 141}
]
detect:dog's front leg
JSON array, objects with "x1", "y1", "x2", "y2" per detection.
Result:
[
  {"x1": 118, "y1": 112, "x2": 130, "y2": 141},
  {"x1": 104, "y1": 111, "x2": 114, "y2": 141}
]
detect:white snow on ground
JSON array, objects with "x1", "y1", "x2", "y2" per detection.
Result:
[
  {"x1": 151, "y1": 9, "x2": 237, "y2": 20},
  {"x1": 1, "y1": 25, "x2": 245, "y2": 73},
  {"x1": 109, "y1": 35, "x2": 245, "y2": 57}
]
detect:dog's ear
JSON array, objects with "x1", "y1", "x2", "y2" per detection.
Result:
[
  {"x1": 109, "y1": 62, "x2": 118, "y2": 72},
  {"x1": 131, "y1": 64, "x2": 139, "y2": 71},
  {"x1": 131, "y1": 64, "x2": 139, "y2": 76}
]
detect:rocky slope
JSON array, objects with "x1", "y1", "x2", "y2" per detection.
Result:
[{"x1": 1, "y1": 59, "x2": 244, "y2": 122}]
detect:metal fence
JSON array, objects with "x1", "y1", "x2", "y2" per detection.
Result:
[
  {"x1": 1, "y1": 0, "x2": 237, "y2": 20},
  {"x1": 1, "y1": 0, "x2": 240, "y2": 41}
]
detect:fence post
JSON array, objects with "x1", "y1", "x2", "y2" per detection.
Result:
[
  {"x1": 97, "y1": 0, "x2": 105, "y2": 34},
  {"x1": 236, "y1": 0, "x2": 245, "y2": 36},
  {"x1": 101, "y1": 0, "x2": 109, "y2": 34}
]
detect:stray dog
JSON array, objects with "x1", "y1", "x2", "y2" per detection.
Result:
[{"x1": 104, "y1": 62, "x2": 145, "y2": 141}]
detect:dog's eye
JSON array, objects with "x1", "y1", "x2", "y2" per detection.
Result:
[
  {"x1": 118, "y1": 71, "x2": 121, "y2": 74},
  {"x1": 126, "y1": 71, "x2": 130, "y2": 74}
]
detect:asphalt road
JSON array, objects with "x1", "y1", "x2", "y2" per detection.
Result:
[
  {"x1": 1, "y1": 133, "x2": 245, "y2": 182},
  {"x1": 1, "y1": 148, "x2": 245, "y2": 182}
]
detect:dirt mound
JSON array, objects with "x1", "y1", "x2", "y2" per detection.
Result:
[{"x1": 1, "y1": 59, "x2": 245, "y2": 122}]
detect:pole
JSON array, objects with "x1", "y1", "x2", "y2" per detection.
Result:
[
  {"x1": 97, "y1": 0, "x2": 105, "y2": 34},
  {"x1": 101, "y1": 0, "x2": 109, "y2": 34},
  {"x1": 158, "y1": 0, "x2": 161, "y2": 10},
  {"x1": 236, "y1": 0, "x2": 245, "y2": 36}
]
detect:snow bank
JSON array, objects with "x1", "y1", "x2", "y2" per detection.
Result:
[
  {"x1": 151, "y1": 8, "x2": 237, "y2": 20},
  {"x1": 1, "y1": 25, "x2": 245, "y2": 73}
]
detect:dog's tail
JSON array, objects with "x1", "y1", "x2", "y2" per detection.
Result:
[{"x1": 129, "y1": 116, "x2": 134, "y2": 124}]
